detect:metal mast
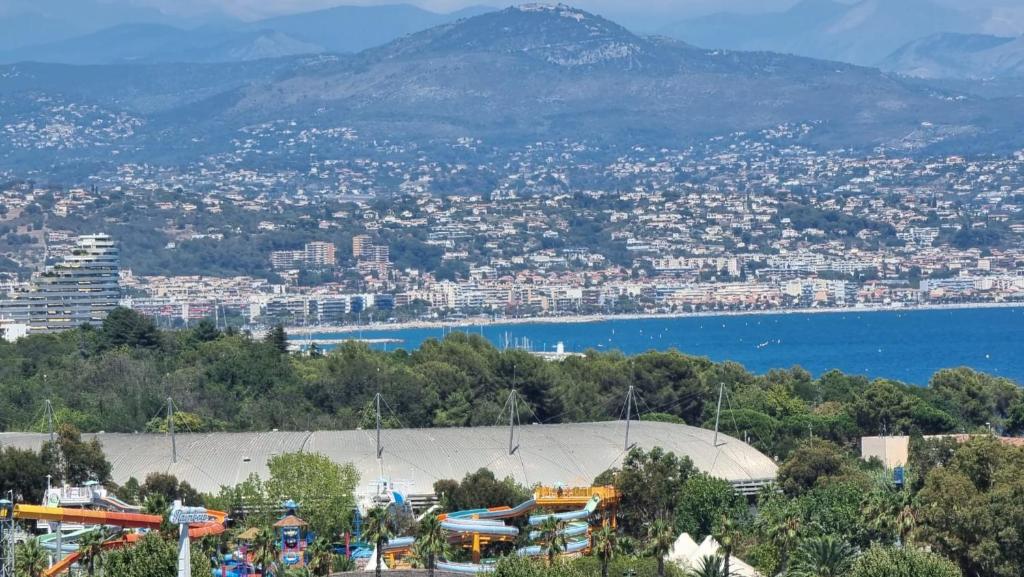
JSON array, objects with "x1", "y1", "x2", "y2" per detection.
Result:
[
  {"x1": 168, "y1": 397, "x2": 177, "y2": 464},
  {"x1": 713, "y1": 383, "x2": 725, "y2": 447},
  {"x1": 44, "y1": 400, "x2": 55, "y2": 445},
  {"x1": 375, "y1": 392, "x2": 383, "y2": 459},
  {"x1": 624, "y1": 385, "x2": 635, "y2": 450},
  {"x1": 0, "y1": 492, "x2": 14, "y2": 577}
]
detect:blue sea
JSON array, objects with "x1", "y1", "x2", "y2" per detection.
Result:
[{"x1": 314, "y1": 307, "x2": 1024, "y2": 385}]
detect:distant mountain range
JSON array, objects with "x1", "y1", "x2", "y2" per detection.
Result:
[
  {"x1": 661, "y1": 0, "x2": 981, "y2": 67},
  {"x1": 2, "y1": 3, "x2": 1023, "y2": 172},
  {"x1": 0, "y1": 3, "x2": 495, "y2": 65},
  {"x1": 881, "y1": 33, "x2": 1024, "y2": 79}
]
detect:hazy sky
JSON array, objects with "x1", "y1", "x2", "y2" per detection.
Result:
[
  {"x1": 131, "y1": 0, "x2": 802, "y2": 20},
  {"x1": 121, "y1": 0, "x2": 1024, "y2": 33}
]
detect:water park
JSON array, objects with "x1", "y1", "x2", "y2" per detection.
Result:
[
  {"x1": 0, "y1": 482, "x2": 225, "y2": 577},
  {"x1": 0, "y1": 392, "x2": 779, "y2": 577},
  {"x1": 370, "y1": 485, "x2": 621, "y2": 573}
]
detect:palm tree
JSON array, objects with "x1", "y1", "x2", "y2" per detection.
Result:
[
  {"x1": 688, "y1": 555, "x2": 732, "y2": 577},
  {"x1": 646, "y1": 519, "x2": 676, "y2": 577},
  {"x1": 759, "y1": 514, "x2": 800, "y2": 577},
  {"x1": 591, "y1": 525, "x2": 617, "y2": 577},
  {"x1": 251, "y1": 526, "x2": 280, "y2": 576},
  {"x1": 538, "y1": 516, "x2": 567, "y2": 565},
  {"x1": 16, "y1": 538, "x2": 48, "y2": 577},
  {"x1": 788, "y1": 535, "x2": 856, "y2": 577},
  {"x1": 363, "y1": 506, "x2": 394, "y2": 577},
  {"x1": 416, "y1": 514, "x2": 449, "y2": 577},
  {"x1": 77, "y1": 530, "x2": 107, "y2": 576},
  {"x1": 713, "y1": 515, "x2": 737, "y2": 577},
  {"x1": 306, "y1": 537, "x2": 335, "y2": 577}
]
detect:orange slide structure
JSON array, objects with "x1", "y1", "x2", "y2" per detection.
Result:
[
  {"x1": 189, "y1": 508, "x2": 227, "y2": 539},
  {"x1": 13, "y1": 504, "x2": 226, "y2": 576},
  {"x1": 13, "y1": 504, "x2": 164, "y2": 530}
]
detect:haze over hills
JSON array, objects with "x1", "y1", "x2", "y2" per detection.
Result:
[
  {"x1": 881, "y1": 33, "x2": 1024, "y2": 80},
  {"x1": 661, "y1": 0, "x2": 989, "y2": 67},
  {"x1": 1, "y1": 3, "x2": 1023, "y2": 174},
  {"x1": 0, "y1": 3, "x2": 496, "y2": 65}
]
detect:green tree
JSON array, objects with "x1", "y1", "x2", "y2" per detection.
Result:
[
  {"x1": 77, "y1": 530, "x2": 107, "y2": 576},
  {"x1": 192, "y1": 318, "x2": 221, "y2": 343},
  {"x1": 591, "y1": 524, "x2": 617, "y2": 577},
  {"x1": 849, "y1": 545, "x2": 961, "y2": 577},
  {"x1": 789, "y1": 535, "x2": 856, "y2": 577},
  {"x1": 434, "y1": 468, "x2": 532, "y2": 513},
  {"x1": 614, "y1": 447, "x2": 697, "y2": 537},
  {"x1": 776, "y1": 439, "x2": 854, "y2": 496},
  {"x1": 265, "y1": 324, "x2": 289, "y2": 354},
  {"x1": 687, "y1": 555, "x2": 732, "y2": 577},
  {"x1": 40, "y1": 423, "x2": 112, "y2": 485},
  {"x1": 538, "y1": 516, "x2": 568, "y2": 565},
  {"x1": 264, "y1": 452, "x2": 359, "y2": 538},
  {"x1": 250, "y1": 527, "x2": 280, "y2": 576},
  {"x1": 416, "y1": 514, "x2": 449, "y2": 577},
  {"x1": 138, "y1": 472, "x2": 204, "y2": 506},
  {"x1": 15, "y1": 538, "x2": 47, "y2": 577},
  {"x1": 0, "y1": 446, "x2": 49, "y2": 503},
  {"x1": 306, "y1": 537, "x2": 335, "y2": 577},
  {"x1": 647, "y1": 518, "x2": 676, "y2": 577},
  {"x1": 99, "y1": 532, "x2": 210, "y2": 577},
  {"x1": 675, "y1": 474, "x2": 745, "y2": 539},
  {"x1": 363, "y1": 506, "x2": 394, "y2": 577},
  {"x1": 712, "y1": 515, "x2": 738, "y2": 577},
  {"x1": 928, "y1": 368, "x2": 1020, "y2": 429},
  {"x1": 915, "y1": 436, "x2": 1024, "y2": 577},
  {"x1": 100, "y1": 307, "x2": 161, "y2": 350}
]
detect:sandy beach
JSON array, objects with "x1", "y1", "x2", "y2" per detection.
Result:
[{"x1": 285, "y1": 301, "x2": 1023, "y2": 336}]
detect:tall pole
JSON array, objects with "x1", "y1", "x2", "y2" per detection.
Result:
[
  {"x1": 713, "y1": 383, "x2": 724, "y2": 447},
  {"x1": 624, "y1": 385, "x2": 634, "y2": 450},
  {"x1": 508, "y1": 389, "x2": 517, "y2": 456},
  {"x1": 168, "y1": 397, "x2": 177, "y2": 464},
  {"x1": 45, "y1": 400, "x2": 54, "y2": 445},
  {"x1": 375, "y1": 393, "x2": 382, "y2": 459},
  {"x1": 1, "y1": 491, "x2": 14, "y2": 577}
]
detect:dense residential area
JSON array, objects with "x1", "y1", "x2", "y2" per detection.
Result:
[{"x1": 2, "y1": 132, "x2": 1023, "y2": 328}]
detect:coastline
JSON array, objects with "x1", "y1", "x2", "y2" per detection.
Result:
[{"x1": 286, "y1": 301, "x2": 1023, "y2": 336}]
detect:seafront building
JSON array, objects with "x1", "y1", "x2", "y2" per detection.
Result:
[{"x1": 0, "y1": 234, "x2": 121, "y2": 335}]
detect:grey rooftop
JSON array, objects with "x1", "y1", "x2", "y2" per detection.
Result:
[{"x1": 0, "y1": 421, "x2": 776, "y2": 496}]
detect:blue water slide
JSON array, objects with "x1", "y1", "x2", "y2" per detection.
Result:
[
  {"x1": 441, "y1": 518, "x2": 520, "y2": 537},
  {"x1": 528, "y1": 521, "x2": 588, "y2": 541},
  {"x1": 516, "y1": 538, "x2": 590, "y2": 557},
  {"x1": 382, "y1": 536, "x2": 415, "y2": 552},
  {"x1": 447, "y1": 499, "x2": 537, "y2": 521},
  {"x1": 436, "y1": 561, "x2": 497, "y2": 573},
  {"x1": 527, "y1": 508, "x2": 589, "y2": 525}
]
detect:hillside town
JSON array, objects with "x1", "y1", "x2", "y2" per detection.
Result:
[{"x1": 1, "y1": 127, "x2": 1024, "y2": 333}]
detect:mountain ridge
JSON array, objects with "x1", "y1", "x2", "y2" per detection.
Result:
[
  {"x1": 661, "y1": 0, "x2": 980, "y2": 66},
  {"x1": 0, "y1": 3, "x2": 498, "y2": 65},
  {"x1": 1, "y1": 3, "x2": 1023, "y2": 173},
  {"x1": 881, "y1": 32, "x2": 1024, "y2": 79}
]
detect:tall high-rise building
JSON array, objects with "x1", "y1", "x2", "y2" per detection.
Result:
[
  {"x1": 352, "y1": 235, "x2": 371, "y2": 259},
  {"x1": 305, "y1": 241, "x2": 336, "y2": 267},
  {"x1": 0, "y1": 234, "x2": 121, "y2": 334}
]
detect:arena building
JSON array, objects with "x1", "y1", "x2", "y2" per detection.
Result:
[{"x1": 0, "y1": 421, "x2": 777, "y2": 500}]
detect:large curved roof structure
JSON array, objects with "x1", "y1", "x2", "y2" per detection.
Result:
[{"x1": 0, "y1": 421, "x2": 776, "y2": 496}]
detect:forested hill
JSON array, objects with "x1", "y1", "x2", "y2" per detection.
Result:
[{"x1": 1, "y1": 308, "x2": 1021, "y2": 461}]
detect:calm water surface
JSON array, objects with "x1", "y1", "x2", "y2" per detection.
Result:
[{"x1": 314, "y1": 307, "x2": 1024, "y2": 385}]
